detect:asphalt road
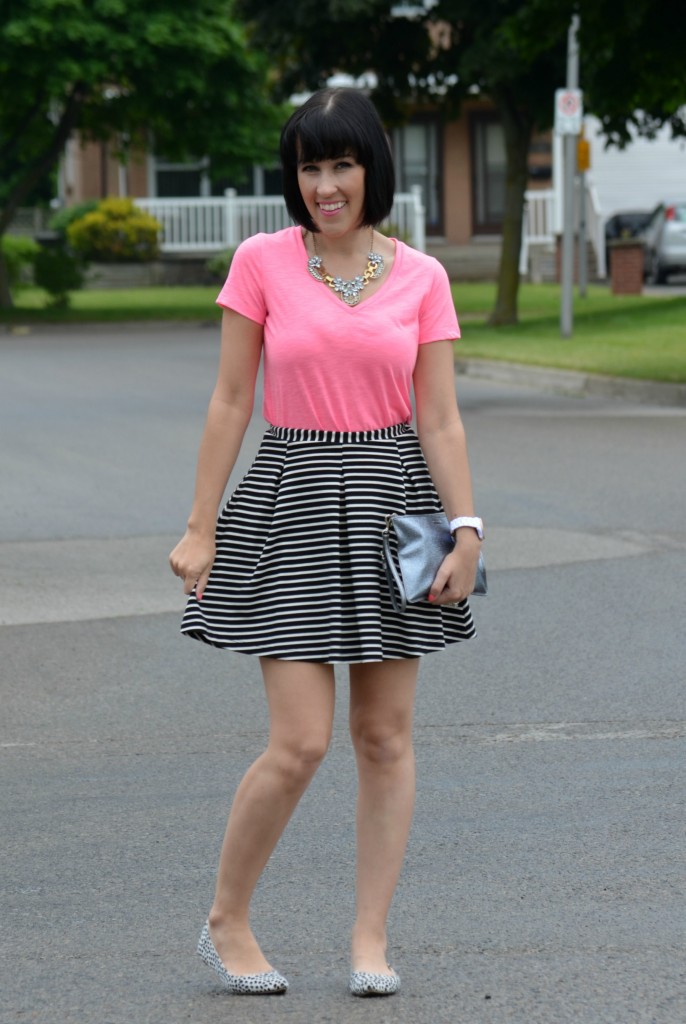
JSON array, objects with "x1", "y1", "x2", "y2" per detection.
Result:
[{"x1": 1, "y1": 324, "x2": 685, "y2": 1024}]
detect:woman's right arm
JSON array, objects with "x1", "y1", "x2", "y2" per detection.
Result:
[{"x1": 169, "y1": 309, "x2": 263, "y2": 598}]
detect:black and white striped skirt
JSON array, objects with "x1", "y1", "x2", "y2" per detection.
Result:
[{"x1": 180, "y1": 423, "x2": 476, "y2": 663}]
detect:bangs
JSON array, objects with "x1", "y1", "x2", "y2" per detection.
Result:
[{"x1": 292, "y1": 110, "x2": 364, "y2": 166}]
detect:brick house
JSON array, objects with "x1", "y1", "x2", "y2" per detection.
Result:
[{"x1": 59, "y1": 102, "x2": 552, "y2": 247}]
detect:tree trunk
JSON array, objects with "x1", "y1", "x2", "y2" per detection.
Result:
[
  {"x1": 0, "y1": 84, "x2": 86, "y2": 309},
  {"x1": 0, "y1": 253, "x2": 12, "y2": 309},
  {"x1": 488, "y1": 92, "x2": 533, "y2": 326}
]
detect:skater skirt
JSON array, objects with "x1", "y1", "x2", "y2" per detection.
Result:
[{"x1": 180, "y1": 423, "x2": 476, "y2": 663}]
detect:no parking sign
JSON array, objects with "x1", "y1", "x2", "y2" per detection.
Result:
[{"x1": 554, "y1": 88, "x2": 583, "y2": 134}]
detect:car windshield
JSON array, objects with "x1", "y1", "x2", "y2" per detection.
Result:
[{"x1": 673, "y1": 204, "x2": 686, "y2": 222}]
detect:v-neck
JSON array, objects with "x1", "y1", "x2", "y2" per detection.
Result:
[{"x1": 297, "y1": 229, "x2": 399, "y2": 312}]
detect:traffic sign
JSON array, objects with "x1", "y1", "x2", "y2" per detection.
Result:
[{"x1": 555, "y1": 88, "x2": 583, "y2": 134}]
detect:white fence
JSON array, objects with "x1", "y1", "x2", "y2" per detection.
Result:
[
  {"x1": 519, "y1": 184, "x2": 606, "y2": 279},
  {"x1": 7, "y1": 206, "x2": 52, "y2": 236},
  {"x1": 137, "y1": 184, "x2": 425, "y2": 254}
]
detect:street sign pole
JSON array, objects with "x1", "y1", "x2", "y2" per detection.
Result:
[{"x1": 560, "y1": 15, "x2": 580, "y2": 338}]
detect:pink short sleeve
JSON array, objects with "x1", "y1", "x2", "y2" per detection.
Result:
[
  {"x1": 209, "y1": 228, "x2": 461, "y2": 430},
  {"x1": 417, "y1": 259, "x2": 461, "y2": 343},
  {"x1": 216, "y1": 234, "x2": 267, "y2": 324}
]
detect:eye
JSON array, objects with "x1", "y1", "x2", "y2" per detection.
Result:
[
  {"x1": 336, "y1": 159, "x2": 354, "y2": 169},
  {"x1": 299, "y1": 163, "x2": 319, "y2": 173}
]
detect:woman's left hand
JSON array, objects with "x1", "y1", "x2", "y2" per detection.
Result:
[{"x1": 428, "y1": 535, "x2": 482, "y2": 605}]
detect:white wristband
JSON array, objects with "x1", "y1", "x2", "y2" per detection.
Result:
[{"x1": 449, "y1": 516, "x2": 484, "y2": 540}]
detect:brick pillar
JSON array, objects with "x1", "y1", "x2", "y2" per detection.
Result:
[{"x1": 609, "y1": 241, "x2": 644, "y2": 295}]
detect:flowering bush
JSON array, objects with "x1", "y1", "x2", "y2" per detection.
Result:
[{"x1": 67, "y1": 198, "x2": 162, "y2": 262}]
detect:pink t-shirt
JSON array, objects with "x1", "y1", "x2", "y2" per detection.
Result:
[{"x1": 216, "y1": 226, "x2": 460, "y2": 431}]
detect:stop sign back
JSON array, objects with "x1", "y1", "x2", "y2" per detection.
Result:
[{"x1": 554, "y1": 88, "x2": 583, "y2": 134}]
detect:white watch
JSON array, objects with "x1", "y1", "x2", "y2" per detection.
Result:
[{"x1": 449, "y1": 516, "x2": 484, "y2": 540}]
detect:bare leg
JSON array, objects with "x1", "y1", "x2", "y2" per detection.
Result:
[
  {"x1": 208, "y1": 658, "x2": 335, "y2": 975},
  {"x1": 349, "y1": 658, "x2": 419, "y2": 974}
]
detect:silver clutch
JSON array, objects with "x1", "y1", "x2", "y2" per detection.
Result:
[{"x1": 382, "y1": 512, "x2": 487, "y2": 614}]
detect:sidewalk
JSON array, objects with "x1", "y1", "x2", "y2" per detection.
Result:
[{"x1": 456, "y1": 357, "x2": 686, "y2": 408}]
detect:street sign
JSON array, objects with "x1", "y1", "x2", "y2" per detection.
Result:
[{"x1": 555, "y1": 88, "x2": 583, "y2": 135}]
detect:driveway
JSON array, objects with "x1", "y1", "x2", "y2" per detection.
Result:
[{"x1": 2, "y1": 324, "x2": 685, "y2": 1024}]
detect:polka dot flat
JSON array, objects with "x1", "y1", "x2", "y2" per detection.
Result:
[
  {"x1": 197, "y1": 922, "x2": 288, "y2": 995},
  {"x1": 349, "y1": 968, "x2": 400, "y2": 996}
]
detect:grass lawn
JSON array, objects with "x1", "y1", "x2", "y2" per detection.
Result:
[
  {"x1": 0, "y1": 285, "x2": 221, "y2": 323},
  {"x1": 453, "y1": 283, "x2": 686, "y2": 383},
  {"x1": 3, "y1": 281, "x2": 685, "y2": 383}
]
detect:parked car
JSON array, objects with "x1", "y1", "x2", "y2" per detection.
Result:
[
  {"x1": 604, "y1": 210, "x2": 651, "y2": 271},
  {"x1": 640, "y1": 201, "x2": 686, "y2": 284}
]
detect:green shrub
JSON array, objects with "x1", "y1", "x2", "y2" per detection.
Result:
[
  {"x1": 49, "y1": 200, "x2": 99, "y2": 238},
  {"x1": 206, "y1": 248, "x2": 236, "y2": 282},
  {"x1": 0, "y1": 235, "x2": 40, "y2": 290},
  {"x1": 67, "y1": 198, "x2": 162, "y2": 262},
  {"x1": 378, "y1": 221, "x2": 412, "y2": 244},
  {"x1": 34, "y1": 245, "x2": 85, "y2": 308}
]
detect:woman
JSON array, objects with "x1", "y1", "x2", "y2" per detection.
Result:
[{"x1": 169, "y1": 87, "x2": 482, "y2": 997}]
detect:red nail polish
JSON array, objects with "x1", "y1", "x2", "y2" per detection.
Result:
[{"x1": 428, "y1": 594, "x2": 435, "y2": 602}]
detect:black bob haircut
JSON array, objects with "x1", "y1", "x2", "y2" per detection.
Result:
[{"x1": 280, "y1": 88, "x2": 395, "y2": 232}]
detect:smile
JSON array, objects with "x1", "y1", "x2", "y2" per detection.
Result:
[{"x1": 318, "y1": 202, "x2": 347, "y2": 213}]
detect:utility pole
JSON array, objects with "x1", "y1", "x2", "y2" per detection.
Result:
[{"x1": 560, "y1": 14, "x2": 580, "y2": 337}]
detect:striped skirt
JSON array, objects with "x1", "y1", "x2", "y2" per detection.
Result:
[{"x1": 180, "y1": 423, "x2": 476, "y2": 663}]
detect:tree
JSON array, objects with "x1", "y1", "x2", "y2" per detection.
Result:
[
  {"x1": 429, "y1": 0, "x2": 568, "y2": 324},
  {"x1": 576, "y1": 0, "x2": 686, "y2": 147},
  {"x1": 239, "y1": 0, "x2": 686, "y2": 324},
  {"x1": 0, "y1": 0, "x2": 286, "y2": 307}
]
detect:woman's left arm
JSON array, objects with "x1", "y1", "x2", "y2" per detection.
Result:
[{"x1": 413, "y1": 339, "x2": 482, "y2": 604}]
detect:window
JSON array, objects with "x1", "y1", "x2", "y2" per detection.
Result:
[
  {"x1": 153, "y1": 158, "x2": 210, "y2": 197},
  {"x1": 471, "y1": 113, "x2": 506, "y2": 233},
  {"x1": 392, "y1": 118, "x2": 442, "y2": 234}
]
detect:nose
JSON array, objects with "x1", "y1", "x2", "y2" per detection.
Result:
[{"x1": 316, "y1": 170, "x2": 338, "y2": 197}]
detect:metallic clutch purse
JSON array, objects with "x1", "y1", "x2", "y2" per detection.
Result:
[{"x1": 382, "y1": 512, "x2": 487, "y2": 614}]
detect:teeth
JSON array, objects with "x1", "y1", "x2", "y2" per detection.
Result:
[{"x1": 320, "y1": 202, "x2": 346, "y2": 211}]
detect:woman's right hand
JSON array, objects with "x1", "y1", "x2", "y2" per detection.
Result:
[{"x1": 169, "y1": 530, "x2": 216, "y2": 599}]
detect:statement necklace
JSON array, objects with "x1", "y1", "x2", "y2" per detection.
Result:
[{"x1": 307, "y1": 229, "x2": 385, "y2": 306}]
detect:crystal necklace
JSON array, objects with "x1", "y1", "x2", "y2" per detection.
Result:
[{"x1": 307, "y1": 229, "x2": 385, "y2": 306}]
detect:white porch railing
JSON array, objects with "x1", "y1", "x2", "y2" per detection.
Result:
[
  {"x1": 518, "y1": 189, "x2": 553, "y2": 278},
  {"x1": 519, "y1": 184, "x2": 606, "y2": 279},
  {"x1": 585, "y1": 181, "x2": 606, "y2": 279},
  {"x1": 137, "y1": 184, "x2": 425, "y2": 254},
  {"x1": 136, "y1": 197, "x2": 228, "y2": 251}
]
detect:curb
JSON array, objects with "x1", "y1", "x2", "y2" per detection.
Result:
[{"x1": 455, "y1": 358, "x2": 686, "y2": 408}]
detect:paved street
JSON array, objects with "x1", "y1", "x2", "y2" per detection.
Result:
[{"x1": 1, "y1": 324, "x2": 685, "y2": 1024}]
